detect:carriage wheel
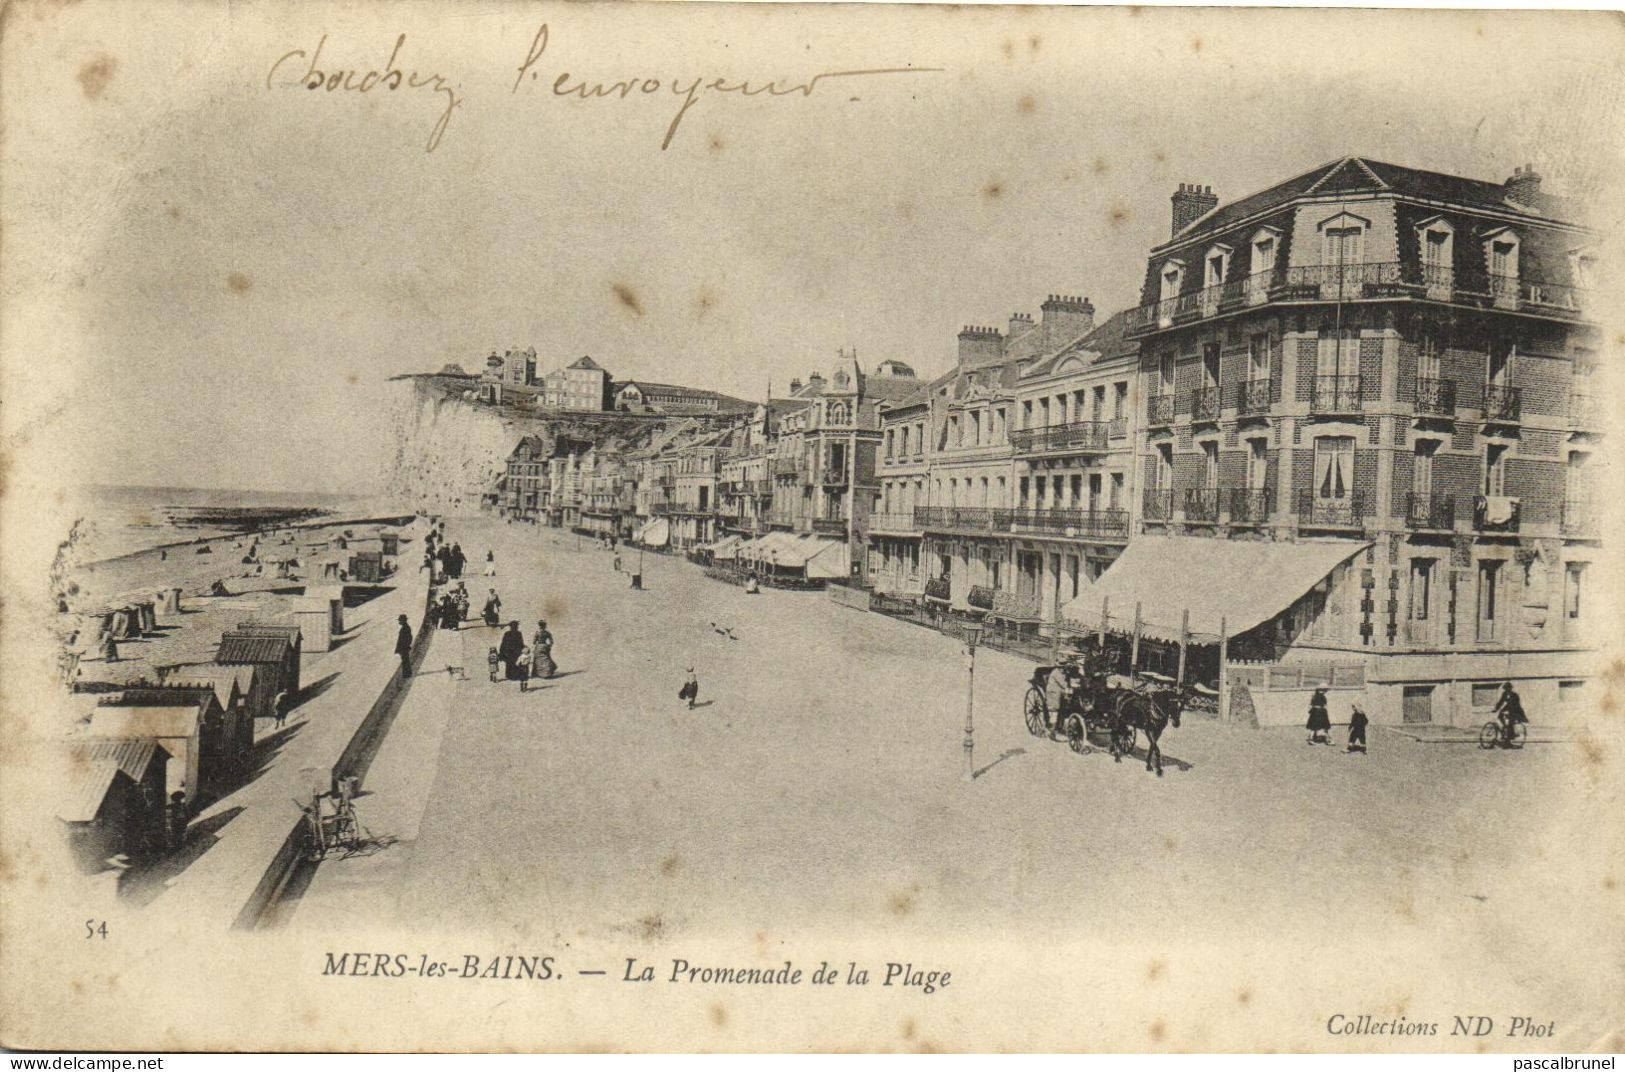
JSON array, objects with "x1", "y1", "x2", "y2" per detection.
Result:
[
  {"x1": 1065, "y1": 715, "x2": 1091, "y2": 754},
  {"x1": 1478, "y1": 722, "x2": 1500, "y2": 750},
  {"x1": 1111, "y1": 724, "x2": 1135, "y2": 758},
  {"x1": 1509, "y1": 722, "x2": 1528, "y2": 750},
  {"x1": 1023, "y1": 688, "x2": 1048, "y2": 738}
]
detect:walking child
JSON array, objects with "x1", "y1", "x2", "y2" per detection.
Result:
[
  {"x1": 679, "y1": 667, "x2": 699, "y2": 710},
  {"x1": 1346, "y1": 703, "x2": 1369, "y2": 754}
]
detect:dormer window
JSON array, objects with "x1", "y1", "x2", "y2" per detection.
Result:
[
  {"x1": 1415, "y1": 217, "x2": 1456, "y2": 297},
  {"x1": 1159, "y1": 260, "x2": 1185, "y2": 304},
  {"x1": 1569, "y1": 249, "x2": 1596, "y2": 292},
  {"x1": 1483, "y1": 227, "x2": 1520, "y2": 307},
  {"x1": 1247, "y1": 228, "x2": 1280, "y2": 304},
  {"x1": 1204, "y1": 244, "x2": 1232, "y2": 289}
]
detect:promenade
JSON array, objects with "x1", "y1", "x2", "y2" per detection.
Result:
[{"x1": 275, "y1": 521, "x2": 1613, "y2": 1019}]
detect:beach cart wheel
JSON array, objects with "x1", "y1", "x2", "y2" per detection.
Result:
[{"x1": 1023, "y1": 688, "x2": 1048, "y2": 737}]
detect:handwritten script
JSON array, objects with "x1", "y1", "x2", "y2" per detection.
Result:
[{"x1": 265, "y1": 24, "x2": 942, "y2": 153}]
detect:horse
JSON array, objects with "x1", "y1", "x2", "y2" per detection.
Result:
[{"x1": 1109, "y1": 681, "x2": 1185, "y2": 776}]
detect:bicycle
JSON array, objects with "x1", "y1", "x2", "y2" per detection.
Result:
[{"x1": 1477, "y1": 717, "x2": 1528, "y2": 750}]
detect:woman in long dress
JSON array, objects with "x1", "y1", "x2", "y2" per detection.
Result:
[
  {"x1": 482, "y1": 589, "x2": 503, "y2": 628},
  {"x1": 1306, "y1": 687, "x2": 1331, "y2": 745},
  {"x1": 531, "y1": 620, "x2": 556, "y2": 680}
]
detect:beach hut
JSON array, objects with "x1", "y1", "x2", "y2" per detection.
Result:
[
  {"x1": 303, "y1": 585, "x2": 345, "y2": 634},
  {"x1": 348, "y1": 551, "x2": 384, "y2": 583},
  {"x1": 88, "y1": 689, "x2": 222, "y2": 803},
  {"x1": 166, "y1": 667, "x2": 258, "y2": 760},
  {"x1": 57, "y1": 738, "x2": 168, "y2": 870},
  {"x1": 379, "y1": 533, "x2": 400, "y2": 557},
  {"x1": 156, "y1": 588, "x2": 183, "y2": 616},
  {"x1": 293, "y1": 597, "x2": 337, "y2": 653},
  {"x1": 136, "y1": 601, "x2": 157, "y2": 634},
  {"x1": 216, "y1": 624, "x2": 302, "y2": 701}
]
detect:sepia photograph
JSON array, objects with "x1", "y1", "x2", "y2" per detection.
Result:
[{"x1": 0, "y1": 0, "x2": 1621, "y2": 1055}]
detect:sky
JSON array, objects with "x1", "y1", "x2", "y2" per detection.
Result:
[{"x1": 3, "y1": 1, "x2": 1622, "y2": 494}]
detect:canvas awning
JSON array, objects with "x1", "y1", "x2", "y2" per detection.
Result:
[
  {"x1": 1059, "y1": 535, "x2": 1368, "y2": 643},
  {"x1": 707, "y1": 535, "x2": 744, "y2": 561},
  {"x1": 639, "y1": 518, "x2": 670, "y2": 549}
]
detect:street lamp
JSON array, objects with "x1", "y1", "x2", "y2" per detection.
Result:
[{"x1": 962, "y1": 622, "x2": 982, "y2": 782}]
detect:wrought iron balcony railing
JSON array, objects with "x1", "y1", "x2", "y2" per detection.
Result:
[
  {"x1": 967, "y1": 585, "x2": 997, "y2": 612},
  {"x1": 1472, "y1": 495, "x2": 1521, "y2": 533},
  {"x1": 1147, "y1": 394, "x2": 1175, "y2": 426},
  {"x1": 1236, "y1": 378, "x2": 1272, "y2": 416},
  {"x1": 1404, "y1": 492, "x2": 1455, "y2": 531},
  {"x1": 1191, "y1": 386, "x2": 1221, "y2": 423},
  {"x1": 1008, "y1": 508, "x2": 1130, "y2": 539},
  {"x1": 867, "y1": 512, "x2": 921, "y2": 534},
  {"x1": 1125, "y1": 261, "x2": 1591, "y2": 335},
  {"x1": 1310, "y1": 374, "x2": 1362, "y2": 414},
  {"x1": 1483, "y1": 383, "x2": 1521, "y2": 423},
  {"x1": 1414, "y1": 377, "x2": 1456, "y2": 417},
  {"x1": 1295, "y1": 490, "x2": 1366, "y2": 529},
  {"x1": 1227, "y1": 487, "x2": 1273, "y2": 524},
  {"x1": 924, "y1": 577, "x2": 952, "y2": 603},
  {"x1": 1010, "y1": 420, "x2": 1110, "y2": 455},
  {"x1": 1143, "y1": 488, "x2": 1175, "y2": 522},
  {"x1": 1108, "y1": 416, "x2": 1128, "y2": 439},
  {"x1": 1182, "y1": 488, "x2": 1220, "y2": 523},
  {"x1": 914, "y1": 506, "x2": 1011, "y2": 533},
  {"x1": 808, "y1": 517, "x2": 848, "y2": 537}
]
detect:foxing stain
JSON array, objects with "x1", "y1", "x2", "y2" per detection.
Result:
[
  {"x1": 77, "y1": 54, "x2": 117, "y2": 100},
  {"x1": 612, "y1": 283, "x2": 643, "y2": 316}
]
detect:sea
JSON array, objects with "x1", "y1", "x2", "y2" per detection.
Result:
[{"x1": 74, "y1": 484, "x2": 395, "y2": 564}]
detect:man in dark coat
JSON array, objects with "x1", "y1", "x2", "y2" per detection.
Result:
[
  {"x1": 395, "y1": 614, "x2": 414, "y2": 680},
  {"x1": 498, "y1": 621, "x2": 526, "y2": 681},
  {"x1": 1493, "y1": 681, "x2": 1526, "y2": 743},
  {"x1": 450, "y1": 543, "x2": 466, "y2": 579}
]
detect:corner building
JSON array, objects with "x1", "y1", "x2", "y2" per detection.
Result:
[{"x1": 1126, "y1": 158, "x2": 1601, "y2": 727}]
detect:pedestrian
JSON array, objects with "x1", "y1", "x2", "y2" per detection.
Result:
[
  {"x1": 165, "y1": 789, "x2": 188, "y2": 851},
  {"x1": 482, "y1": 588, "x2": 503, "y2": 628},
  {"x1": 1346, "y1": 704, "x2": 1369, "y2": 754},
  {"x1": 1306, "y1": 686, "x2": 1331, "y2": 745},
  {"x1": 613, "y1": 553, "x2": 622, "y2": 573},
  {"x1": 744, "y1": 573, "x2": 760, "y2": 595},
  {"x1": 450, "y1": 543, "x2": 466, "y2": 580},
  {"x1": 679, "y1": 667, "x2": 700, "y2": 710},
  {"x1": 531, "y1": 620, "x2": 556, "y2": 680},
  {"x1": 498, "y1": 620, "x2": 526, "y2": 681},
  {"x1": 395, "y1": 614, "x2": 414, "y2": 681},
  {"x1": 273, "y1": 690, "x2": 289, "y2": 730},
  {"x1": 438, "y1": 592, "x2": 460, "y2": 631},
  {"x1": 485, "y1": 549, "x2": 497, "y2": 577}
]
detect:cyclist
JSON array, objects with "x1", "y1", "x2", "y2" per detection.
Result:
[{"x1": 1491, "y1": 681, "x2": 1527, "y2": 744}]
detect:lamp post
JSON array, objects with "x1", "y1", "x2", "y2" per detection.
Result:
[{"x1": 963, "y1": 622, "x2": 982, "y2": 782}]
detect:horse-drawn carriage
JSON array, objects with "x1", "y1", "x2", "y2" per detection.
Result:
[{"x1": 1022, "y1": 651, "x2": 1190, "y2": 775}]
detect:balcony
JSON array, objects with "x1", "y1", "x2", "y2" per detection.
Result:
[
  {"x1": 773, "y1": 458, "x2": 801, "y2": 476},
  {"x1": 967, "y1": 585, "x2": 997, "y2": 612},
  {"x1": 1010, "y1": 420, "x2": 1109, "y2": 456},
  {"x1": 923, "y1": 577, "x2": 952, "y2": 604},
  {"x1": 868, "y1": 512, "x2": 922, "y2": 536},
  {"x1": 1414, "y1": 377, "x2": 1456, "y2": 418},
  {"x1": 1472, "y1": 495, "x2": 1520, "y2": 534},
  {"x1": 748, "y1": 478, "x2": 774, "y2": 497},
  {"x1": 820, "y1": 470, "x2": 849, "y2": 487},
  {"x1": 1191, "y1": 386, "x2": 1221, "y2": 423},
  {"x1": 1561, "y1": 498, "x2": 1597, "y2": 537},
  {"x1": 1125, "y1": 261, "x2": 1592, "y2": 338},
  {"x1": 1483, "y1": 383, "x2": 1521, "y2": 424},
  {"x1": 1108, "y1": 416, "x2": 1128, "y2": 439},
  {"x1": 1236, "y1": 378, "x2": 1272, "y2": 417},
  {"x1": 1227, "y1": 487, "x2": 1273, "y2": 525},
  {"x1": 1143, "y1": 488, "x2": 1175, "y2": 523},
  {"x1": 1404, "y1": 492, "x2": 1455, "y2": 531},
  {"x1": 1008, "y1": 508, "x2": 1130, "y2": 540},
  {"x1": 1294, "y1": 490, "x2": 1366, "y2": 529},
  {"x1": 808, "y1": 517, "x2": 848, "y2": 537},
  {"x1": 914, "y1": 506, "x2": 1011, "y2": 534},
  {"x1": 1147, "y1": 394, "x2": 1175, "y2": 427},
  {"x1": 1180, "y1": 488, "x2": 1220, "y2": 524},
  {"x1": 1309, "y1": 374, "x2": 1362, "y2": 415}
]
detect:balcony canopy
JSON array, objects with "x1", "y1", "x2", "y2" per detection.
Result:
[
  {"x1": 635, "y1": 518, "x2": 669, "y2": 549},
  {"x1": 1059, "y1": 535, "x2": 1368, "y2": 643},
  {"x1": 705, "y1": 535, "x2": 743, "y2": 561}
]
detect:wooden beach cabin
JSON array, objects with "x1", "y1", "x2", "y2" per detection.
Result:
[
  {"x1": 216, "y1": 624, "x2": 302, "y2": 701},
  {"x1": 88, "y1": 688, "x2": 223, "y2": 803},
  {"x1": 57, "y1": 738, "x2": 168, "y2": 870}
]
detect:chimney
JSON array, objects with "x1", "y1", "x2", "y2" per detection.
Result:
[
  {"x1": 957, "y1": 325, "x2": 1006, "y2": 368},
  {"x1": 1171, "y1": 182, "x2": 1219, "y2": 237},
  {"x1": 806, "y1": 372, "x2": 826, "y2": 392},
  {"x1": 1039, "y1": 295, "x2": 1096, "y2": 349},
  {"x1": 1505, "y1": 163, "x2": 1542, "y2": 205},
  {"x1": 1008, "y1": 312, "x2": 1035, "y2": 341},
  {"x1": 789, "y1": 377, "x2": 802, "y2": 395}
]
